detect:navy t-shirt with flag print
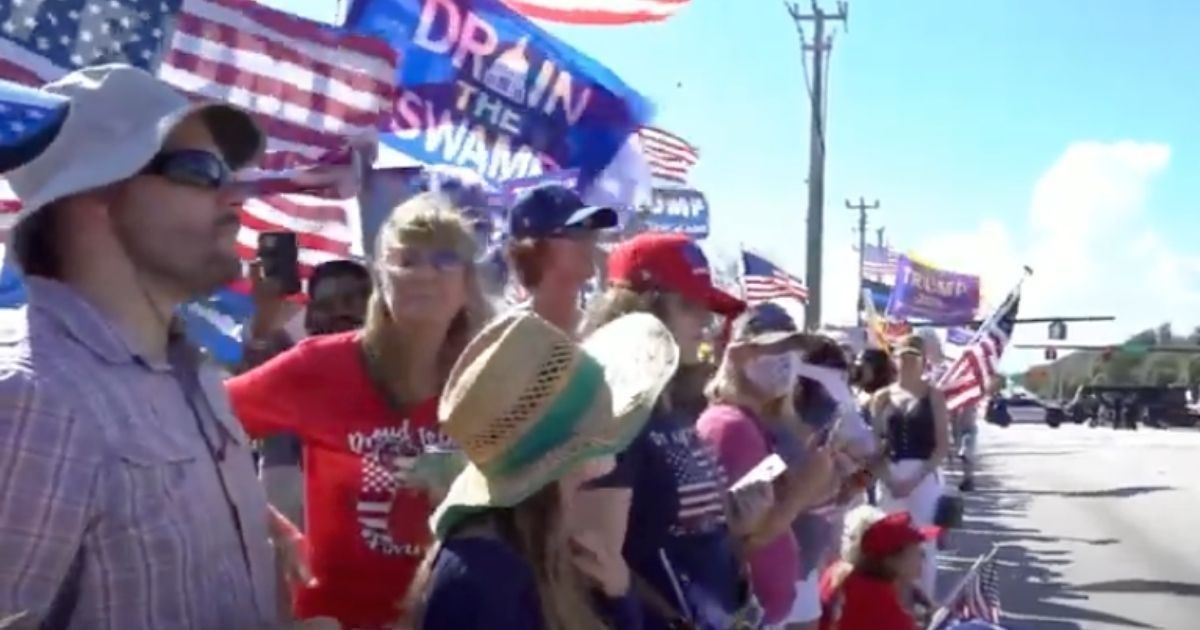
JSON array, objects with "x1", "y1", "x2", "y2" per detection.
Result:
[{"x1": 620, "y1": 408, "x2": 745, "y2": 630}]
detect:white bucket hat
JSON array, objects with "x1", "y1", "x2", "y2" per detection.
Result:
[
  {"x1": 431, "y1": 311, "x2": 679, "y2": 538},
  {"x1": 3, "y1": 63, "x2": 265, "y2": 225}
]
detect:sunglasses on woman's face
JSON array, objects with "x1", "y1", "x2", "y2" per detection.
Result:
[
  {"x1": 381, "y1": 248, "x2": 466, "y2": 273},
  {"x1": 142, "y1": 150, "x2": 232, "y2": 190}
]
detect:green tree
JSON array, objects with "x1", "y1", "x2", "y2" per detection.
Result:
[
  {"x1": 1157, "y1": 322, "x2": 1175, "y2": 345},
  {"x1": 1103, "y1": 351, "x2": 1144, "y2": 384}
]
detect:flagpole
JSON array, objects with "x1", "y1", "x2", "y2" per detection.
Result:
[{"x1": 737, "y1": 242, "x2": 748, "y2": 303}]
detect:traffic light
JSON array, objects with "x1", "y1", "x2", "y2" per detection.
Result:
[
  {"x1": 1044, "y1": 348, "x2": 1058, "y2": 361},
  {"x1": 1048, "y1": 320, "x2": 1067, "y2": 341}
]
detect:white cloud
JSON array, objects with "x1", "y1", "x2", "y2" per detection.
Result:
[{"x1": 915, "y1": 140, "x2": 1200, "y2": 371}]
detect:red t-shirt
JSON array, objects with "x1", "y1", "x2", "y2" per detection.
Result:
[
  {"x1": 819, "y1": 565, "x2": 916, "y2": 630},
  {"x1": 228, "y1": 332, "x2": 448, "y2": 629}
]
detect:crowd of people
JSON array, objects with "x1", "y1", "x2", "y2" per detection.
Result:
[{"x1": 0, "y1": 64, "x2": 993, "y2": 630}]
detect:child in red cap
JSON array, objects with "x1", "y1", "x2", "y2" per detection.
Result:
[{"x1": 819, "y1": 505, "x2": 940, "y2": 629}]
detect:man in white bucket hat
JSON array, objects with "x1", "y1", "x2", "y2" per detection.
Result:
[{"x1": 0, "y1": 65, "x2": 334, "y2": 629}]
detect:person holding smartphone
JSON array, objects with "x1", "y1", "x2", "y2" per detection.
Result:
[
  {"x1": 226, "y1": 193, "x2": 492, "y2": 629},
  {"x1": 242, "y1": 255, "x2": 372, "y2": 529},
  {"x1": 697, "y1": 303, "x2": 838, "y2": 629}
]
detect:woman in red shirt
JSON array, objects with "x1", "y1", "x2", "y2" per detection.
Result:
[
  {"x1": 227, "y1": 192, "x2": 492, "y2": 629},
  {"x1": 819, "y1": 506, "x2": 939, "y2": 630}
]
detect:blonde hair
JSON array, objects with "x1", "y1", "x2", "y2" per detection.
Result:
[
  {"x1": 582, "y1": 286, "x2": 709, "y2": 414},
  {"x1": 363, "y1": 192, "x2": 493, "y2": 403},
  {"x1": 404, "y1": 485, "x2": 608, "y2": 630},
  {"x1": 840, "y1": 504, "x2": 888, "y2": 566},
  {"x1": 581, "y1": 285, "x2": 668, "y2": 335}
]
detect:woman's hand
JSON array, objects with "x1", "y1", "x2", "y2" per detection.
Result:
[
  {"x1": 886, "y1": 474, "x2": 921, "y2": 499},
  {"x1": 268, "y1": 508, "x2": 316, "y2": 620},
  {"x1": 570, "y1": 531, "x2": 631, "y2": 598},
  {"x1": 248, "y1": 260, "x2": 300, "y2": 340},
  {"x1": 728, "y1": 478, "x2": 774, "y2": 535},
  {"x1": 799, "y1": 445, "x2": 837, "y2": 495}
]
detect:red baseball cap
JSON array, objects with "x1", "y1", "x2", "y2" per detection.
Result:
[
  {"x1": 607, "y1": 233, "x2": 745, "y2": 317},
  {"x1": 860, "y1": 512, "x2": 941, "y2": 559}
]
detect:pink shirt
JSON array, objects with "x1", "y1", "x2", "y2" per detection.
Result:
[{"x1": 696, "y1": 403, "x2": 800, "y2": 623}]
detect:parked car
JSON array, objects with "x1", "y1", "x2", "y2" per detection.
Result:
[{"x1": 985, "y1": 395, "x2": 1065, "y2": 428}]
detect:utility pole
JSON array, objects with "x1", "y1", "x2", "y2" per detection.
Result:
[
  {"x1": 847, "y1": 196, "x2": 879, "y2": 326},
  {"x1": 789, "y1": 1, "x2": 848, "y2": 331},
  {"x1": 875, "y1": 226, "x2": 885, "y2": 248}
]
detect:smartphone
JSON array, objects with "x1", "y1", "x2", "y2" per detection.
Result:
[
  {"x1": 730, "y1": 454, "x2": 787, "y2": 493},
  {"x1": 257, "y1": 231, "x2": 302, "y2": 295}
]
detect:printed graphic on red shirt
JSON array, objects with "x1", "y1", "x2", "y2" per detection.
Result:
[{"x1": 349, "y1": 421, "x2": 453, "y2": 557}]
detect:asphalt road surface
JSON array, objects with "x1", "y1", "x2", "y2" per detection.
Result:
[{"x1": 936, "y1": 422, "x2": 1200, "y2": 630}]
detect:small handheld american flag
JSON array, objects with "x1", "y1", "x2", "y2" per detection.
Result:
[{"x1": 932, "y1": 554, "x2": 1002, "y2": 628}]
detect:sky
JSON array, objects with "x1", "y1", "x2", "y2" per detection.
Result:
[{"x1": 274, "y1": 0, "x2": 1200, "y2": 372}]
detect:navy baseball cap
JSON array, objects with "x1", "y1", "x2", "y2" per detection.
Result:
[
  {"x1": 507, "y1": 184, "x2": 618, "y2": 239},
  {"x1": 729, "y1": 302, "x2": 819, "y2": 350}
]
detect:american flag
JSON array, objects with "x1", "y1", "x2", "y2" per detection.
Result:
[
  {"x1": 0, "y1": 0, "x2": 397, "y2": 277},
  {"x1": 938, "y1": 285, "x2": 1021, "y2": 413},
  {"x1": 936, "y1": 555, "x2": 1002, "y2": 627},
  {"x1": 503, "y1": 0, "x2": 691, "y2": 25},
  {"x1": 742, "y1": 249, "x2": 807, "y2": 304},
  {"x1": 636, "y1": 126, "x2": 699, "y2": 184},
  {"x1": 863, "y1": 243, "x2": 899, "y2": 279}
]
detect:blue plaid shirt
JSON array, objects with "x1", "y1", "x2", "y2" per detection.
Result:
[{"x1": 0, "y1": 279, "x2": 279, "y2": 629}]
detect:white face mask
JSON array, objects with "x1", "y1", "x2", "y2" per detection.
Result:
[{"x1": 743, "y1": 352, "x2": 800, "y2": 399}]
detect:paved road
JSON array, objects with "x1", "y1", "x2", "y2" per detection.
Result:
[{"x1": 936, "y1": 422, "x2": 1200, "y2": 630}]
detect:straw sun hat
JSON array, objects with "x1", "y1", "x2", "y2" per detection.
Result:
[{"x1": 431, "y1": 311, "x2": 680, "y2": 537}]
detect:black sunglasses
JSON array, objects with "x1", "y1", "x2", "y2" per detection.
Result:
[{"x1": 142, "y1": 149, "x2": 231, "y2": 189}]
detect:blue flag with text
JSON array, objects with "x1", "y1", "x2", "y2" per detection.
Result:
[{"x1": 345, "y1": 0, "x2": 654, "y2": 187}]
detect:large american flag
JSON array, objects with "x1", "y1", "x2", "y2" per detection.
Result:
[
  {"x1": 742, "y1": 249, "x2": 807, "y2": 304},
  {"x1": 503, "y1": 0, "x2": 691, "y2": 25},
  {"x1": 935, "y1": 555, "x2": 1002, "y2": 627},
  {"x1": 0, "y1": 0, "x2": 396, "y2": 277},
  {"x1": 938, "y1": 285, "x2": 1021, "y2": 413},
  {"x1": 636, "y1": 125, "x2": 699, "y2": 184},
  {"x1": 862, "y1": 243, "x2": 899, "y2": 279}
]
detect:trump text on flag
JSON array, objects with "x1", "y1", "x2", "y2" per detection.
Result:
[
  {"x1": 346, "y1": 0, "x2": 653, "y2": 186},
  {"x1": 887, "y1": 255, "x2": 981, "y2": 321},
  {"x1": 645, "y1": 186, "x2": 709, "y2": 236}
]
